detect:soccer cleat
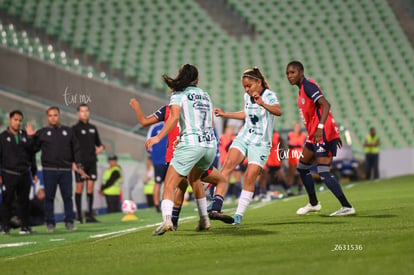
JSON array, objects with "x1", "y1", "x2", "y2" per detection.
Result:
[
  {"x1": 46, "y1": 224, "x2": 55, "y2": 233},
  {"x1": 19, "y1": 227, "x2": 33, "y2": 235},
  {"x1": 195, "y1": 216, "x2": 211, "y2": 232},
  {"x1": 65, "y1": 222, "x2": 77, "y2": 231},
  {"x1": 232, "y1": 214, "x2": 242, "y2": 225},
  {"x1": 208, "y1": 211, "x2": 234, "y2": 224},
  {"x1": 1, "y1": 226, "x2": 10, "y2": 235},
  {"x1": 296, "y1": 203, "x2": 322, "y2": 215},
  {"x1": 85, "y1": 215, "x2": 99, "y2": 223},
  {"x1": 152, "y1": 220, "x2": 174, "y2": 236},
  {"x1": 329, "y1": 207, "x2": 356, "y2": 217}
]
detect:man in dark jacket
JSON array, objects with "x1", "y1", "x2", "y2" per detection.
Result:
[
  {"x1": 0, "y1": 110, "x2": 37, "y2": 234},
  {"x1": 32, "y1": 106, "x2": 88, "y2": 233}
]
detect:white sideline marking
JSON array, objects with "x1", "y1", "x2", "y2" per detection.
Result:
[
  {"x1": 0, "y1": 242, "x2": 36, "y2": 248},
  {"x1": 346, "y1": 184, "x2": 355, "y2": 189},
  {"x1": 49, "y1": 238, "x2": 65, "y2": 242},
  {"x1": 89, "y1": 216, "x2": 197, "y2": 239}
]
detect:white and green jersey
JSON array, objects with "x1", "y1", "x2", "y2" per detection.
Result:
[
  {"x1": 170, "y1": 86, "x2": 216, "y2": 148},
  {"x1": 236, "y1": 89, "x2": 279, "y2": 147}
]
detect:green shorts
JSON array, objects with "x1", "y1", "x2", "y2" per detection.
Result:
[
  {"x1": 170, "y1": 143, "x2": 217, "y2": 176},
  {"x1": 230, "y1": 138, "x2": 270, "y2": 168}
]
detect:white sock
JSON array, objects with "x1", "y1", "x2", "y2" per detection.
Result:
[
  {"x1": 195, "y1": 197, "x2": 208, "y2": 218},
  {"x1": 235, "y1": 190, "x2": 254, "y2": 216},
  {"x1": 161, "y1": 199, "x2": 173, "y2": 222}
]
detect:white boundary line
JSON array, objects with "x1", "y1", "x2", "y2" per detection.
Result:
[{"x1": 0, "y1": 242, "x2": 37, "y2": 248}]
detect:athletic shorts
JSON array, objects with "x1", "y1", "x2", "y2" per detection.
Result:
[
  {"x1": 170, "y1": 143, "x2": 217, "y2": 177},
  {"x1": 75, "y1": 162, "x2": 97, "y2": 182},
  {"x1": 305, "y1": 138, "x2": 338, "y2": 158},
  {"x1": 230, "y1": 138, "x2": 270, "y2": 168},
  {"x1": 153, "y1": 164, "x2": 168, "y2": 184}
]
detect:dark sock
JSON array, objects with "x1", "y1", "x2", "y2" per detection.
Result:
[
  {"x1": 75, "y1": 193, "x2": 82, "y2": 219},
  {"x1": 279, "y1": 179, "x2": 289, "y2": 191},
  {"x1": 212, "y1": 195, "x2": 224, "y2": 212},
  {"x1": 87, "y1": 193, "x2": 94, "y2": 216},
  {"x1": 319, "y1": 172, "x2": 352, "y2": 208},
  {"x1": 298, "y1": 168, "x2": 318, "y2": 206},
  {"x1": 171, "y1": 207, "x2": 181, "y2": 226}
]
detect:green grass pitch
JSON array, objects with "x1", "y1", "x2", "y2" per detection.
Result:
[{"x1": 1, "y1": 175, "x2": 413, "y2": 275}]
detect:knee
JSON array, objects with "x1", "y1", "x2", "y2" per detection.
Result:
[
  {"x1": 297, "y1": 162, "x2": 311, "y2": 173},
  {"x1": 317, "y1": 165, "x2": 331, "y2": 180}
]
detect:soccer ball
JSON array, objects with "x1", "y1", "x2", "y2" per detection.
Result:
[{"x1": 121, "y1": 200, "x2": 137, "y2": 214}]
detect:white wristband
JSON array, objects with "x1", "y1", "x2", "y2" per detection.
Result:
[{"x1": 317, "y1": 123, "x2": 324, "y2": 129}]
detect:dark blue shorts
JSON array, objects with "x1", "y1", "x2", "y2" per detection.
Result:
[
  {"x1": 154, "y1": 164, "x2": 168, "y2": 184},
  {"x1": 305, "y1": 139, "x2": 338, "y2": 158}
]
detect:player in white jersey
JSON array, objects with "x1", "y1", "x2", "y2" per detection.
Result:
[
  {"x1": 213, "y1": 67, "x2": 282, "y2": 225},
  {"x1": 145, "y1": 64, "x2": 217, "y2": 236}
]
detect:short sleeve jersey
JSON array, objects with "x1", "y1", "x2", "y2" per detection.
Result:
[
  {"x1": 72, "y1": 121, "x2": 102, "y2": 164},
  {"x1": 298, "y1": 78, "x2": 340, "y2": 143},
  {"x1": 146, "y1": 122, "x2": 168, "y2": 165},
  {"x1": 169, "y1": 86, "x2": 216, "y2": 148},
  {"x1": 266, "y1": 131, "x2": 281, "y2": 167},
  {"x1": 153, "y1": 105, "x2": 179, "y2": 163},
  {"x1": 236, "y1": 89, "x2": 279, "y2": 147}
]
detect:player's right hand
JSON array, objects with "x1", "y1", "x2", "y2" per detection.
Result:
[
  {"x1": 129, "y1": 98, "x2": 140, "y2": 110},
  {"x1": 214, "y1": 108, "x2": 224, "y2": 117}
]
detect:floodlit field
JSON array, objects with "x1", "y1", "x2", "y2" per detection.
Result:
[{"x1": 1, "y1": 175, "x2": 413, "y2": 275}]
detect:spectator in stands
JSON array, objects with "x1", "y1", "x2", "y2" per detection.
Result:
[
  {"x1": 213, "y1": 67, "x2": 282, "y2": 225},
  {"x1": 145, "y1": 64, "x2": 218, "y2": 235},
  {"x1": 286, "y1": 61, "x2": 355, "y2": 216},
  {"x1": 31, "y1": 106, "x2": 88, "y2": 232},
  {"x1": 100, "y1": 154, "x2": 122, "y2": 213},
  {"x1": 0, "y1": 110, "x2": 37, "y2": 234},
  {"x1": 364, "y1": 127, "x2": 380, "y2": 179},
  {"x1": 72, "y1": 104, "x2": 104, "y2": 224},
  {"x1": 287, "y1": 121, "x2": 307, "y2": 195}
]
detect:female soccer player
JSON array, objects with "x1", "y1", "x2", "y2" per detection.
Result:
[
  {"x1": 213, "y1": 67, "x2": 282, "y2": 225},
  {"x1": 129, "y1": 100, "x2": 232, "y2": 229},
  {"x1": 144, "y1": 64, "x2": 219, "y2": 235},
  {"x1": 286, "y1": 61, "x2": 355, "y2": 216}
]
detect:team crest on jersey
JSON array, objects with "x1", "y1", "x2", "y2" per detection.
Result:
[
  {"x1": 81, "y1": 129, "x2": 86, "y2": 134},
  {"x1": 62, "y1": 130, "x2": 68, "y2": 136},
  {"x1": 22, "y1": 137, "x2": 27, "y2": 143},
  {"x1": 89, "y1": 128, "x2": 95, "y2": 133},
  {"x1": 47, "y1": 131, "x2": 51, "y2": 136},
  {"x1": 301, "y1": 98, "x2": 305, "y2": 105},
  {"x1": 6, "y1": 137, "x2": 11, "y2": 142}
]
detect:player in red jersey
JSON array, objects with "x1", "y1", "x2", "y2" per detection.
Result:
[
  {"x1": 129, "y1": 99, "x2": 233, "y2": 228},
  {"x1": 286, "y1": 61, "x2": 355, "y2": 216}
]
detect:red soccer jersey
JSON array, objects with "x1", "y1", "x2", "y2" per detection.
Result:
[
  {"x1": 298, "y1": 78, "x2": 339, "y2": 143},
  {"x1": 266, "y1": 131, "x2": 281, "y2": 167},
  {"x1": 288, "y1": 131, "x2": 306, "y2": 165},
  {"x1": 153, "y1": 105, "x2": 180, "y2": 163}
]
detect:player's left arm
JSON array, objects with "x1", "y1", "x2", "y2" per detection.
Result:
[
  {"x1": 314, "y1": 96, "x2": 331, "y2": 142},
  {"x1": 145, "y1": 105, "x2": 180, "y2": 150},
  {"x1": 253, "y1": 94, "x2": 282, "y2": 116}
]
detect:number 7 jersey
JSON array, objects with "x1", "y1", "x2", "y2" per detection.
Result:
[{"x1": 169, "y1": 86, "x2": 217, "y2": 148}]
